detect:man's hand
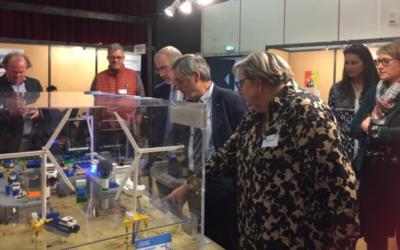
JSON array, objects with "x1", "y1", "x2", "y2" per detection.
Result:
[
  {"x1": 164, "y1": 183, "x2": 190, "y2": 208},
  {"x1": 26, "y1": 109, "x2": 39, "y2": 119},
  {"x1": 361, "y1": 116, "x2": 371, "y2": 132}
]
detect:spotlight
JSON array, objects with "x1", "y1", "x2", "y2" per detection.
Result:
[
  {"x1": 198, "y1": 0, "x2": 212, "y2": 5},
  {"x1": 165, "y1": 0, "x2": 181, "y2": 17},
  {"x1": 180, "y1": 0, "x2": 194, "y2": 14}
]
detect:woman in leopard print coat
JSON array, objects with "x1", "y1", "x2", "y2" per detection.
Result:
[{"x1": 169, "y1": 51, "x2": 360, "y2": 249}]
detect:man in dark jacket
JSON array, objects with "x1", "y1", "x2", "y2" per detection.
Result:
[
  {"x1": 168, "y1": 54, "x2": 248, "y2": 250},
  {"x1": 0, "y1": 52, "x2": 43, "y2": 153},
  {"x1": 150, "y1": 46, "x2": 183, "y2": 146}
]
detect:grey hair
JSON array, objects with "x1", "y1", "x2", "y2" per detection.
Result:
[
  {"x1": 171, "y1": 54, "x2": 211, "y2": 81},
  {"x1": 108, "y1": 43, "x2": 125, "y2": 54},
  {"x1": 1, "y1": 52, "x2": 32, "y2": 69},
  {"x1": 233, "y1": 51, "x2": 293, "y2": 86},
  {"x1": 155, "y1": 46, "x2": 182, "y2": 65},
  {"x1": 377, "y1": 40, "x2": 400, "y2": 60}
]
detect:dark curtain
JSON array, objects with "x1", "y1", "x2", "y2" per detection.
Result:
[{"x1": 0, "y1": 0, "x2": 156, "y2": 93}]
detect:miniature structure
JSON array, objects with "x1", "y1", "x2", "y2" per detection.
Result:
[
  {"x1": 46, "y1": 163, "x2": 58, "y2": 179},
  {"x1": 76, "y1": 179, "x2": 87, "y2": 203},
  {"x1": 43, "y1": 213, "x2": 80, "y2": 234},
  {"x1": 31, "y1": 212, "x2": 44, "y2": 240},
  {"x1": 97, "y1": 160, "x2": 113, "y2": 191},
  {"x1": 113, "y1": 112, "x2": 184, "y2": 221},
  {"x1": 114, "y1": 165, "x2": 146, "y2": 197}
]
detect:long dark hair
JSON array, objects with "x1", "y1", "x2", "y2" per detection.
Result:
[{"x1": 339, "y1": 44, "x2": 380, "y2": 100}]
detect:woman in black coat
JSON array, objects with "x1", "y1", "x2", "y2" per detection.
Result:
[{"x1": 350, "y1": 40, "x2": 400, "y2": 250}]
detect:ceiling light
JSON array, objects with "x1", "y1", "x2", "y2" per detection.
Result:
[
  {"x1": 180, "y1": 0, "x2": 194, "y2": 14},
  {"x1": 198, "y1": 0, "x2": 213, "y2": 5},
  {"x1": 165, "y1": 0, "x2": 181, "y2": 17}
]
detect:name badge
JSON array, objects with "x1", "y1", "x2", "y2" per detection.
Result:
[
  {"x1": 118, "y1": 89, "x2": 127, "y2": 94},
  {"x1": 262, "y1": 134, "x2": 278, "y2": 148}
]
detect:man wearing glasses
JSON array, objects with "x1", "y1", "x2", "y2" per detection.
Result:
[
  {"x1": 151, "y1": 46, "x2": 184, "y2": 147},
  {"x1": 168, "y1": 54, "x2": 248, "y2": 250},
  {"x1": 90, "y1": 43, "x2": 146, "y2": 151},
  {"x1": 91, "y1": 43, "x2": 146, "y2": 98}
]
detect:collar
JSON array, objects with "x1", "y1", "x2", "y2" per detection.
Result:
[
  {"x1": 108, "y1": 64, "x2": 126, "y2": 74},
  {"x1": 6, "y1": 75, "x2": 26, "y2": 86},
  {"x1": 199, "y1": 82, "x2": 214, "y2": 104}
]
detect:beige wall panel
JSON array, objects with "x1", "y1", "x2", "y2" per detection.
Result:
[
  {"x1": 97, "y1": 49, "x2": 109, "y2": 73},
  {"x1": 335, "y1": 47, "x2": 379, "y2": 86},
  {"x1": 51, "y1": 46, "x2": 96, "y2": 91},
  {"x1": 289, "y1": 51, "x2": 334, "y2": 103},
  {"x1": 0, "y1": 43, "x2": 48, "y2": 88},
  {"x1": 269, "y1": 49, "x2": 289, "y2": 64}
]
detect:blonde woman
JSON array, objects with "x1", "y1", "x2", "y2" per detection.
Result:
[{"x1": 169, "y1": 51, "x2": 359, "y2": 249}]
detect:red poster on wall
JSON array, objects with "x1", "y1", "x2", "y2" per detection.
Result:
[{"x1": 304, "y1": 70, "x2": 318, "y2": 88}]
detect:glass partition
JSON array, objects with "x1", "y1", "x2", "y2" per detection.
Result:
[{"x1": 0, "y1": 92, "x2": 206, "y2": 249}]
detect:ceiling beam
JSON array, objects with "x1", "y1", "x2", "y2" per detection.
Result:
[{"x1": 0, "y1": 1, "x2": 160, "y2": 24}]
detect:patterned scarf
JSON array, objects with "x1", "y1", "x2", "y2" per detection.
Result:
[{"x1": 371, "y1": 80, "x2": 400, "y2": 125}]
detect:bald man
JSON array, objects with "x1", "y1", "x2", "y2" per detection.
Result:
[{"x1": 0, "y1": 52, "x2": 43, "y2": 153}]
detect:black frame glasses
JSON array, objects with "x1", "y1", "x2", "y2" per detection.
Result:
[
  {"x1": 154, "y1": 65, "x2": 171, "y2": 75},
  {"x1": 107, "y1": 56, "x2": 124, "y2": 61},
  {"x1": 235, "y1": 78, "x2": 249, "y2": 91},
  {"x1": 374, "y1": 58, "x2": 398, "y2": 67}
]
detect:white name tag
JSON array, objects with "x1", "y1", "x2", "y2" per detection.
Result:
[
  {"x1": 262, "y1": 134, "x2": 278, "y2": 148},
  {"x1": 118, "y1": 89, "x2": 127, "y2": 94}
]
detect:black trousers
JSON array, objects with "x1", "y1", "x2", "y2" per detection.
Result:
[
  {"x1": 155, "y1": 176, "x2": 239, "y2": 250},
  {"x1": 359, "y1": 160, "x2": 400, "y2": 250},
  {"x1": 185, "y1": 176, "x2": 239, "y2": 250}
]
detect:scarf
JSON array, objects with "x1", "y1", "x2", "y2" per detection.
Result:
[{"x1": 371, "y1": 80, "x2": 400, "y2": 125}]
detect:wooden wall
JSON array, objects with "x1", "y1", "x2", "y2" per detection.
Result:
[
  {"x1": 0, "y1": 43, "x2": 48, "y2": 87},
  {"x1": 290, "y1": 50, "x2": 335, "y2": 103}
]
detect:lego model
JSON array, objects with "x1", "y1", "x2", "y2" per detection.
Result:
[
  {"x1": 76, "y1": 179, "x2": 87, "y2": 203},
  {"x1": 72, "y1": 163, "x2": 85, "y2": 175},
  {"x1": 97, "y1": 160, "x2": 113, "y2": 191},
  {"x1": 46, "y1": 163, "x2": 58, "y2": 180},
  {"x1": 31, "y1": 212, "x2": 44, "y2": 240},
  {"x1": 44, "y1": 213, "x2": 80, "y2": 234},
  {"x1": 114, "y1": 164, "x2": 146, "y2": 197},
  {"x1": 59, "y1": 216, "x2": 78, "y2": 229}
]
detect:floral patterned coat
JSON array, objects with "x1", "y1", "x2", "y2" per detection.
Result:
[{"x1": 203, "y1": 81, "x2": 359, "y2": 249}]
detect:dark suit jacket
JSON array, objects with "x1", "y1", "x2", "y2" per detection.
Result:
[
  {"x1": 169, "y1": 84, "x2": 248, "y2": 170},
  {"x1": 0, "y1": 74, "x2": 43, "y2": 92},
  {"x1": 149, "y1": 82, "x2": 171, "y2": 147},
  {"x1": 0, "y1": 74, "x2": 43, "y2": 152}
]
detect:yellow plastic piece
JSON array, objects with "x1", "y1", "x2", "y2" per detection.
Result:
[
  {"x1": 124, "y1": 212, "x2": 150, "y2": 233},
  {"x1": 20, "y1": 161, "x2": 27, "y2": 172},
  {"x1": 31, "y1": 217, "x2": 44, "y2": 235},
  {"x1": 74, "y1": 164, "x2": 85, "y2": 175}
]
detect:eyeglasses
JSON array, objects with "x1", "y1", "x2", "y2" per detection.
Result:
[
  {"x1": 235, "y1": 78, "x2": 249, "y2": 91},
  {"x1": 155, "y1": 65, "x2": 171, "y2": 75},
  {"x1": 108, "y1": 56, "x2": 124, "y2": 61},
  {"x1": 374, "y1": 58, "x2": 398, "y2": 67}
]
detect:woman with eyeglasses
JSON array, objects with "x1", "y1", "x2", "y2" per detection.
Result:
[
  {"x1": 169, "y1": 51, "x2": 359, "y2": 249},
  {"x1": 350, "y1": 40, "x2": 400, "y2": 250},
  {"x1": 328, "y1": 44, "x2": 380, "y2": 175}
]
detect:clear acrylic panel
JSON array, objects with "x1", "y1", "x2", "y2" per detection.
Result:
[{"x1": 0, "y1": 92, "x2": 206, "y2": 249}]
